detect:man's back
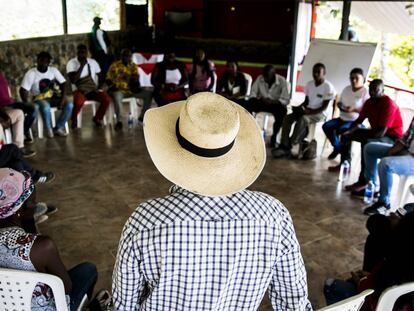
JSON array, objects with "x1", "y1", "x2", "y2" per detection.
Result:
[{"x1": 113, "y1": 186, "x2": 311, "y2": 311}]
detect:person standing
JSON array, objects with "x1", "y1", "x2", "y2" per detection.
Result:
[
  {"x1": 112, "y1": 92, "x2": 312, "y2": 310},
  {"x1": 89, "y1": 16, "x2": 112, "y2": 76}
]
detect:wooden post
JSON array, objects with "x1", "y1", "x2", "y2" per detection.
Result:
[
  {"x1": 120, "y1": 0, "x2": 127, "y2": 31},
  {"x1": 340, "y1": 0, "x2": 351, "y2": 40}
]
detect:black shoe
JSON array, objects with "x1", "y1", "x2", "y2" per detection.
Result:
[
  {"x1": 115, "y1": 121, "x2": 123, "y2": 131},
  {"x1": 24, "y1": 136, "x2": 34, "y2": 145},
  {"x1": 46, "y1": 205, "x2": 58, "y2": 215},
  {"x1": 35, "y1": 172, "x2": 55, "y2": 184},
  {"x1": 328, "y1": 149, "x2": 340, "y2": 160},
  {"x1": 363, "y1": 201, "x2": 390, "y2": 216},
  {"x1": 21, "y1": 148, "x2": 36, "y2": 158},
  {"x1": 271, "y1": 147, "x2": 291, "y2": 158},
  {"x1": 352, "y1": 189, "x2": 380, "y2": 199}
]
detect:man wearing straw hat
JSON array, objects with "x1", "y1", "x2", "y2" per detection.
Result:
[{"x1": 113, "y1": 92, "x2": 312, "y2": 310}]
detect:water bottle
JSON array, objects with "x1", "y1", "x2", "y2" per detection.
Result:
[
  {"x1": 364, "y1": 180, "x2": 375, "y2": 204},
  {"x1": 338, "y1": 160, "x2": 350, "y2": 181},
  {"x1": 127, "y1": 113, "x2": 134, "y2": 128}
]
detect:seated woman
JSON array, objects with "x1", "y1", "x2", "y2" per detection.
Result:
[
  {"x1": 189, "y1": 49, "x2": 215, "y2": 94},
  {"x1": 217, "y1": 60, "x2": 247, "y2": 102},
  {"x1": 151, "y1": 52, "x2": 188, "y2": 106},
  {"x1": 362, "y1": 116, "x2": 414, "y2": 215},
  {"x1": 323, "y1": 68, "x2": 369, "y2": 171},
  {"x1": 0, "y1": 168, "x2": 97, "y2": 311},
  {"x1": 324, "y1": 211, "x2": 414, "y2": 310}
]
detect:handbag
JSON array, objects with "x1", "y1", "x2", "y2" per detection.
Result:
[{"x1": 75, "y1": 64, "x2": 97, "y2": 95}]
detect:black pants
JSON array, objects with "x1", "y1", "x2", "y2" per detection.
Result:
[
  {"x1": 0, "y1": 144, "x2": 36, "y2": 177},
  {"x1": 240, "y1": 98, "x2": 287, "y2": 145}
]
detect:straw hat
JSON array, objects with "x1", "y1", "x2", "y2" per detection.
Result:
[
  {"x1": 144, "y1": 92, "x2": 266, "y2": 196},
  {"x1": 0, "y1": 168, "x2": 34, "y2": 219}
]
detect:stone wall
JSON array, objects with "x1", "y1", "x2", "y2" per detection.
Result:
[{"x1": 0, "y1": 30, "x2": 132, "y2": 96}]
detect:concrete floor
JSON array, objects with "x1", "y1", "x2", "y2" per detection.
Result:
[{"x1": 32, "y1": 113, "x2": 371, "y2": 310}]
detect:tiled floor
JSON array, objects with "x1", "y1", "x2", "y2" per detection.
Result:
[{"x1": 31, "y1": 113, "x2": 371, "y2": 310}]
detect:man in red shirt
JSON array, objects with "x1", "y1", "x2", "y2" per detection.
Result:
[{"x1": 342, "y1": 79, "x2": 403, "y2": 195}]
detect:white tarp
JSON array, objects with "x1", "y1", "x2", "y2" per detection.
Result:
[{"x1": 348, "y1": 1, "x2": 414, "y2": 35}]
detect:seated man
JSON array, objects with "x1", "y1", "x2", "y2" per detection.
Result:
[
  {"x1": 20, "y1": 51, "x2": 73, "y2": 138},
  {"x1": 0, "y1": 168, "x2": 98, "y2": 311},
  {"x1": 217, "y1": 60, "x2": 247, "y2": 102},
  {"x1": 67, "y1": 44, "x2": 111, "y2": 128},
  {"x1": 323, "y1": 68, "x2": 369, "y2": 170},
  {"x1": 106, "y1": 48, "x2": 152, "y2": 130},
  {"x1": 244, "y1": 65, "x2": 290, "y2": 147},
  {"x1": 324, "y1": 211, "x2": 414, "y2": 310},
  {"x1": 0, "y1": 69, "x2": 37, "y2": 144},
  {"x1": 113, "y1": 93, "x2": 311, "y2": 310},
  {"x1": 272, "y1": 63, "x2": 336, "y2": 158},
  {"x1": 343, "y1": 79, "x2": 403, "y2": 195},
  {"x1": 362, "y1": 117, "x2": 414, "y2": 215}
]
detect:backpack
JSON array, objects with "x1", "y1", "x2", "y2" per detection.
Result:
[{"x1": 300, "y1": 139, "x2": 317, "y2": 160}]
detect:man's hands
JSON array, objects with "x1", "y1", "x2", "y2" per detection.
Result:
[
  {"x1": 0, "y1": 109, "x2": 11, "y2": 128},
  {"x1": 350, "y1": 270, "x2": 370, "y2": 286}
]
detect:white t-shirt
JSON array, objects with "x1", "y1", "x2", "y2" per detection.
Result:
[
  {"x1": 66, "y1": 58, "x2": 101, "y2": 85},
  {"x1": 339, "y1": 85, "x2": 370, "y2": 122},
  {"x1": 165, "y1": 69, "x2": 182, "y2": 85},
  {"x1": 96, "y1": 29, "x2": 108, "y2": 54},
  {"x1": 20, "y1": 67, "x2": 66, "y2": 96},
  {"x1": 305, "y1": 80, "x2": 336, "y2": 115}
]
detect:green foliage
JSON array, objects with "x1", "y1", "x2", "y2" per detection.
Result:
[{"x1": 390, "y1": 36, "x2": 414, "y2": 87}]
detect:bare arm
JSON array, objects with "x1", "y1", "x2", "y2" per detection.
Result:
[
  {"x1": 30, "y1": 236, "x2": 72, "y2": 293},
  {"x1": 68, "y1": 61, "x2": 87, "y2": 84},
  {"x1": 19, "y1": 87, "x2": 29, "y2": 103}
]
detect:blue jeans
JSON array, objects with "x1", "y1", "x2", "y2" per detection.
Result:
[
  {"x1": 364, "y1": 142, "x2": 414, "y2": 204},
  {"x1": 324, "y1": 279, "x2": 358, "y2": 306},
  {"x1": 34, "y1": 99, "x2": 74, "y2": 130},
  {"x1": 68, "y1": 262, "x2": 97, "y2": 311},
  {"x1": 322, "y1": 118, "x2": 353, "y2": 152}
]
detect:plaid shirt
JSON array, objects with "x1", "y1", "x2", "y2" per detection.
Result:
[
  {"x1": 399, "y1": 117, "x2": 414, "y2": 153},
  {"x1": 113, "y1": 186, "x2": 312, "y2": 311}
]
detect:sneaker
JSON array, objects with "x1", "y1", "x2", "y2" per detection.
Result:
[
  {"x1": 328, "y1": 149, "x2": 340, "y2": 160},
  {"x1": 21, "y1": 148, "x2": 36, "y2": 158},
  {"x1": 46, "y1": 205, "x2": 58, "y2": 215},
  {"x1": 46, "y1": 128, "x2": 54, "y2": 138},
  {"x1": 34, "y1": 202, "x2": 48, "y2": 218},
  {"x1": 34, "y1": 214, "x2": 48, "y2": 224},
  {"x1": 54, "y1": 128, "x2": 68, "y2": 137},
  {"x1": 35, "y1": 172, "x2": 55, "y2": 184},
  {"x1": 328, "y1": 164, "x2": 341, "y2": 172},
  {"x1": 352, "y1": 189, "x2": 380, "y2": 199},
  {"x1": 271, "y1": 147, "x2": 291, "y2": 158},
  {"x1": 345, "y1": 181, "x2": 366, "y2": 192},
  {"x1": 115, "y1": 121, "x2": 123, "y2": 131},
  {"x1": 363, "y1": 201, "x2": 390, "y2": 216}
]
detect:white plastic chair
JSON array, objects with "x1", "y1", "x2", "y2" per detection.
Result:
[
  {"x1": 395, "y1": 176, "x2": 414, "y2": 209},
  {"x1": 376, "y1": 282, "x2": 414, "y2": 310},
  {"x1": 0, "y1": 268, "x2": 69, "y2": 311},
  {"x1": 318, "y1": 289, "x2": 374, "y2": 311},
  {"x1": 77, "y1": 100, "x2": 113, "y2": 128},
  {"x1": 4, "y1": 128, "x2": 12, "y2": 144}
]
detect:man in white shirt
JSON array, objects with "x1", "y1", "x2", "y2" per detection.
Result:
[
  {"x1": 20, "y1": 52, "x2": 73, "y2": 138},
  {"x1": 89, "y1": 17, "x2": 112, "y2": 76},
  {"x1": 323, "y1": 68, "x2": 369, "y2": 171},
  {"x1": 67, "y1": 44, "x2": 111, "y2": 128},
  {"x1": 244, "y1": 65, "x2": 290, "y2": 147},
  {"x1": 272, "y1": 63, "x2": 336, "y2": 158}
]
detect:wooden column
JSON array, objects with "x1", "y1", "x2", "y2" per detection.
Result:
[
  {"x1": 340, "y1": 0, "x2": 351, "y2": 40},
  {"x1": 120, "y1": 0, "x2": 127, "y2": 31}
]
